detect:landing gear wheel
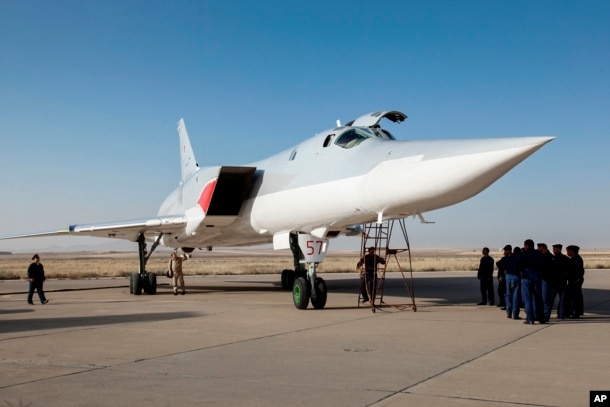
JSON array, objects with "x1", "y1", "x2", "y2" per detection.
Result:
[
  {"x1": 281, "y1": 269, "x2": 294, "y2": 290},
  {"x1": 147, "y1": 272, "x2": 157, "y2": 295},
  {"x1": 293, "y1": 277, "x2": 310, "y2": 310},
  {"x1": 143, "y1": 276, "x2": 150, "y2": 294},
  {"x1": 129, "y1": 273, "x2": 136, "y2": 294},
  {"x1": 311, "y1": 277, "x2": 327, "y2": 309},
  {"x1": 133, "y1": 274, "x2": 143, "y2": 295}
]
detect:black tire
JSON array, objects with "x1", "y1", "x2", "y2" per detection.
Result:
[
  {"x1": 147, "y1": 272, "x2": 157, "y2": 295},
  {"x1": 129, "y1": 273, "x2": 136, "y2": 294},
  {"x1": 133, "y1": 273, "x2": 143, "y2": 295},
  {"x1": 143, "y1": 277, "x2": 152, "y2": 294},
  {"x1": 292, "y1": 277, "x2": 310, "y2": 310},
  {"x1": 281, "y1": 269, "x2": 294, "y2": 290},
  {"x1": 311, "y1": 277, "x2": 327, "y2": 309}
]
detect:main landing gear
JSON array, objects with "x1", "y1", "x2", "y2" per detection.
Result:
[
  {"x1": 281, "y1": 232, "x2": 328, "y2": 310},
  {"x1": 292, "y1": 265, "x2": 328, "y2": 310},
  {"x1": 129, "y1": 233, "x2": 162, "y2": 295}
]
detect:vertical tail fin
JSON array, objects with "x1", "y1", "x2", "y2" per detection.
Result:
[{"x1": 177, "y1": 118, "x2": 199, "y2": 183}]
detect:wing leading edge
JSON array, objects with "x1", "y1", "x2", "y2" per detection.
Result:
[{"x1": 1, "y1": 215, "x2": 186, "y2": 243}]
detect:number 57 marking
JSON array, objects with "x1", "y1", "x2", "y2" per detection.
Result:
[{"x1": 306, "y1": 240, "x2": 324, "y2": 255}]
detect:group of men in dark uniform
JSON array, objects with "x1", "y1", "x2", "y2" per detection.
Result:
[{"x1": 477, "y1": 239, "x2": 585, "y2": 324}]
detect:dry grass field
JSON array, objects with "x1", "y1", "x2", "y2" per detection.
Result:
[{"x1": 1, "y1": 248, "x2": 609, "y2": 280}]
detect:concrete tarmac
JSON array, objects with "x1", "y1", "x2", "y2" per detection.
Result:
[{"x1": 1, "y1": 270, "x2": 609, "y2": 406}]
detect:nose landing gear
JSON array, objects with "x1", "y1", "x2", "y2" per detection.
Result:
[{"x1": 284, "y1": 232, "x2": 329, "y2": 310}]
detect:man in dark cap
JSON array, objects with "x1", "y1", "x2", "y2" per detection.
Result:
[
  {"x1": 550, "y1": 244, "x2": 569, "y2": 319},
  {"x1": 357, "y1": 247, "x2": 385, "y2": 303},
  {"x1": 477, "y1": 247, "x2": 495, "y2": 306},
  {"x1": 505, "y1": 246, "x2": 522, "y2": 319},
  {"x1": 27, "y1": 254, "x2": 49, "y2": 305},
  {"x1": 495, "y1": 245, "x2": 512, "y2": 310},
  {"x1": 518, "y1": 239, "x2": 544, "y2": 324},
  {"x1": 564, "y1": 245, "x2": 585, "y2": 319},
  {"x1": 537, "y1": 243, "x2": 555, "y2": 322}
]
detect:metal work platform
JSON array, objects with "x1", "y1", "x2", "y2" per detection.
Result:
[{"x1": 357, "y1": 218, "x2": 416, "y2": 313}]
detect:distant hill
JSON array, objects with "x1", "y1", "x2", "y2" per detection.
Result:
[{"x1": 0, "y1": 251, "x2": 12, "y2": 255}]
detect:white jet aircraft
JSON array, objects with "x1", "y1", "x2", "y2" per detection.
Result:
[{"x1": 2, "y1": 111, "x2": 553, "y2": 309}]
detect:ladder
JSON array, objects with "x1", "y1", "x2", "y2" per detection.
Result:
[{"x1": 357, "y1": 218, "x2": 416, "y2": 313}]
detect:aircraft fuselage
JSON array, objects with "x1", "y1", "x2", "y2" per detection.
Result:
[{"x1": 158, "y1": 123, "x2": 553, "y2": 249}]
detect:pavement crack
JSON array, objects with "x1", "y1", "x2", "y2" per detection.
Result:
[{"x1": 370, "y1": 324, "x2": 554, "y2": 405}]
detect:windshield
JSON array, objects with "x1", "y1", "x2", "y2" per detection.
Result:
[{"x1": 334, "y1": 128, "x2": 373, "y2": 149}]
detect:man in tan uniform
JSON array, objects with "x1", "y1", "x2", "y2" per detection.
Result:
[{"x1": 168, "y1": 251, "x2": 189, "y2": 295}]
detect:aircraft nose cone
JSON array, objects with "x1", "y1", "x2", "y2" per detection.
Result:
[
  {"x1": 485, "y1": 135, "x2": 554, "y2": 152},
  {"x1": 420, "y1": 135, "x2": 555, "y2": 161},
  {"x1": 421, "y1": 135, "x2": 556, "y2": 189},
  {"x1": 364, "y1": 135, "x2": 555, "y2": 215},
  {"x1": 463, "y1": 135, "x2": 555, "y2": 171}
]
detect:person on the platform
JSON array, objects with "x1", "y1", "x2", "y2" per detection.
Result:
[
  {"x1": 27, "y1": 254, "x2": 49, "y2": 305},
  {"x1": 477, "y1": 247, "x2": 495, "y2": 306},
  {"x1": 357, "y1": 247, "x2": 385, "y2": 303}
]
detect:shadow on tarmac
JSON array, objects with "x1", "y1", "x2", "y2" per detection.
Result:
[
  {"x1": 0, "y1": 308, "x2": 34, "y2": 315},
  {"x1": 184, "y1": 275, "x2": 610, "y2": 319},
  {"x1": 2, "y1": 311, "x2": 200, "y2": 334}
]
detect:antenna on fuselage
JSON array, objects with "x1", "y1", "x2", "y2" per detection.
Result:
[{"x1": 336, "y1": 119, "x2": 341, "y2": 127}]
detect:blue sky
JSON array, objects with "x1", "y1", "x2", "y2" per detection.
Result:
[{"x1": 1, "y1": 0, "x2": 608, "y2": 253}]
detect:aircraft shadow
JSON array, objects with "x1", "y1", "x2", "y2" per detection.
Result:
[
  {"x1": 182, "y1": 274, "x2": 610, "y2": 317},
  {"x1": 325, "y1": 275, "x2": 483, "y2": 306},
  {"x1": 2, "y1": 311, "x2": 199, "y2": 334},
  {"x1": 0, "y1": 309, "x2": 35, "y2": 315},
  {"x1": 172, "y1": 275, "x2": 492, "y2": 305}
]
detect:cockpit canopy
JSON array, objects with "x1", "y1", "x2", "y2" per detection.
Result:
[
  {"x1": 346, "y1": 110, "x2": 407, "y2": 127},
  {"x1": 334, "y1": 128, "x2": 382, "y2": 149},
  {"x1": 332, "y1": 110, "x2": 406, "y2": 149}
]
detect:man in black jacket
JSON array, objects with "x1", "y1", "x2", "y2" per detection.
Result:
[
  {"x1": 538, "y1": 243, "x2": 555, "y2": 322},
  {"x1": 551, "y1": 244, "x2": 569, "y2": 319},
  {"x1": 27, "y1": 254, "x2": 49, "y2": 305},
  {"x1": 564, "y1": 245, "x2": 585, "y2": 319},
  {"x1": 495, "y1": 245, "x2": 511, "y2": 309},
  {"x1": 477, "y1": 247, "x2": 495, "y2": 306},
  {"x1": 518, "y1": 239, "x2": 544, "y2": 324},
  {"x1": 504, "y1": 246, "x2": 522, "y2": 319},
  {"x1": 357, "y1": 247, "x2": 385, "y2": 303}
]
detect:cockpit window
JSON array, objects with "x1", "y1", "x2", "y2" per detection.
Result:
[
  {"x1": 323, "y1": 134, "x2": 335, "y2": 147},
  {"x1": 334, "y1": 128, "x2": 373, "y2": 149}
]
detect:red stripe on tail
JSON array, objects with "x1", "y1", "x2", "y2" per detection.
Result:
[{"x1": 198, "y1": 178, "x2": 218, "y2": 214}]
